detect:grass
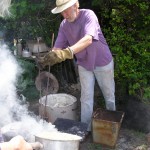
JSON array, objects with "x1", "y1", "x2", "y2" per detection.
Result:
[{"x1": 87, "y1": 143, "x2": 103, "y2": 150}]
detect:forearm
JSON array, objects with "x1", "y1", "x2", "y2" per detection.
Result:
[
  {"x1": 37, "y1": 35, "x2": 92, "y2": 68},
  {"x1": 70, "y1": 34, "x2": 92, "y2": 54},
  {"x1": 53, "y1": 35, "x2": 92, "y2": 54}
]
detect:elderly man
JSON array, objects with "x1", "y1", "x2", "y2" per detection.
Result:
[{"x1": 37, "y1": 0, "x2": 116, "y2": 132}]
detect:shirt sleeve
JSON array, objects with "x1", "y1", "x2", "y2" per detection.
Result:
[
  {"x1": 83, "y1": 10, "x2": 108, "y2": 45},
  {"x1": 83, "y1": 10, "x2": 101, "y2": 41}
]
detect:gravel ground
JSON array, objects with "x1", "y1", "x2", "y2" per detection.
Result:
[
  {"x1": 28, "y1": 83, "x2": 150, "y2": 150},
  {"x1": 28, "y1": 100, "x2": 150, "y2": 150},
  {"x1": 79, "y1": 128, "x2": 150, "y2": 150}
]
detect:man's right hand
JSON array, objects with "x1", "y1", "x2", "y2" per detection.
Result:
[{"x1": 35, "y1": 48, "x2": 74, "y2": 69}]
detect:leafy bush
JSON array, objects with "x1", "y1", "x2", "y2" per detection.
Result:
[
  {"x1": 1, "y1": 0, "x2": 149, "y2": 102},
  {"x1": 16, "y1": 58, "x2": 40, "y2": 100},
  {"x1": 92, "y1": 0, "x2": 150, "y2": 101},
  {"x1": 1, "y1": 0, "x2": 61, "y2": 46}
]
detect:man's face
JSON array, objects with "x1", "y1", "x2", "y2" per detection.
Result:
[{"x1": 61, "y1": 4, "x2": 77, "y2": 22}]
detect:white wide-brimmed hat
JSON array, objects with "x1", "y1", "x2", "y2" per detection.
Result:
[{"x1": 51, "y1": 0, "x2": 78, "y2": 14}]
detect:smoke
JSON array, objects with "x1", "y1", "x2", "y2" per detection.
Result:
[
  {"x1": 0, "y1": 44, "x2": 57, "y2": 142},
  {"x1": 0, "y1": 44, "x2": 20, "y2": 125},
  {"x1": 0, "y1": 0, "x2": 11, "y2": 17}
]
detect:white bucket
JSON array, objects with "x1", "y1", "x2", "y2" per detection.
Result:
[{"x1": 39, "y1": 93, "x2": 77, "y2": 123}]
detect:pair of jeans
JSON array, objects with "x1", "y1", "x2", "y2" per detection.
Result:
[{"x1": 78, "y1": 60, "x2": 116, "y2": 131}]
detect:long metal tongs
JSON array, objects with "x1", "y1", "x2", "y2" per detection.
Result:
[
  {"x1": 36, "y1": 36, "x2": 48, "y2": 122},
  {"x1": 43, "y1": 33, "x2": 54, "y2": 122},
  {"x1": 37, "y1": 37, "x2": 42, "y2": 105}
]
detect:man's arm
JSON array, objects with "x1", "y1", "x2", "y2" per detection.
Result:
[
  {"x1": 69, "y1": 34, "x2": 93, "y2": 54},
  {"x1": 36, "y1": 35, "x2": 93, "y2": 69},
  {"x1": 53, "y1": 34, "x2": 93, "y2": 54}
]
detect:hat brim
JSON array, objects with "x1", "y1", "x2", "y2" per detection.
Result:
[{"x1": 51, "y1": 0, "x2": 77, "y2": 14}]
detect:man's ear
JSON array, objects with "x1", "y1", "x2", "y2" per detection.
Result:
[
  {"x1": 76, "y1": 1, "x2": 80, "y2": 8},
  {"x1": 74, "y1": 2, "x2": 79, "y2": 9}
]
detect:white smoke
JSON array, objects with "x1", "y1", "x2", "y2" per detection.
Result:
[
  {"x1": 0, "y1": 44, "x2": 57, "y2": 142},
  {"x1": 0, "y1": 0, "x2": 11, "y2": 17},
  {"x1": 0, "y1": 44, "x2": 21, "y2": 125}
]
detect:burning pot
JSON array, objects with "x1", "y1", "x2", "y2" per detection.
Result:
[{"x1": 35, "y1": 131, "x2": 82, "y2": 150}]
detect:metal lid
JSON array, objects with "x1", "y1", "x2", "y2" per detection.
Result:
[{"x1": 35, "y1": 71, "x2": 59, "y2": 95}]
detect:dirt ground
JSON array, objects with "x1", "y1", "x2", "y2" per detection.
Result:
[
  {"x1": 79, "y1": 128, "x2": 150, "y2": 150},
  {"x1": 28, "y1": 83, "x2": 150, "y2": 150}
]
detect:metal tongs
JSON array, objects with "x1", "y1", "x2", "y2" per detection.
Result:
[{"x1": 37, "y1": 34, "x2": 54, "y2": 122}]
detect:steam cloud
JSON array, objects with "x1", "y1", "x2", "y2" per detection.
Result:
[{"x1": 0, "y1": 44, "x2": 57, "y2": 142}]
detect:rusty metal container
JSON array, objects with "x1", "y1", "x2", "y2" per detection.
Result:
[{"x1": 92, "y1": 108, "x2": 124, "y2": 149}]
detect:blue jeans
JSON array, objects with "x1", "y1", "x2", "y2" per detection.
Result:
[{"x1": 78, "y1": 60, "x2": 116, "y2": 131}]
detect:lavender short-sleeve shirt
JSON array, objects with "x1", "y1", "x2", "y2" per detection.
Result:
[{"x1": 54, "y1": 9, "x2": 112, "y2": 71}]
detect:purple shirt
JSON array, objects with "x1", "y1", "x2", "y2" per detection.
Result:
[{"x1": 54, "y1": 9, "x2": 112, "y2": 71}]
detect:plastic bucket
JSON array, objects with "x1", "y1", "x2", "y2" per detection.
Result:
[{"x1": 39, "y1": 93, "x2": 77, "y2": 123}]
